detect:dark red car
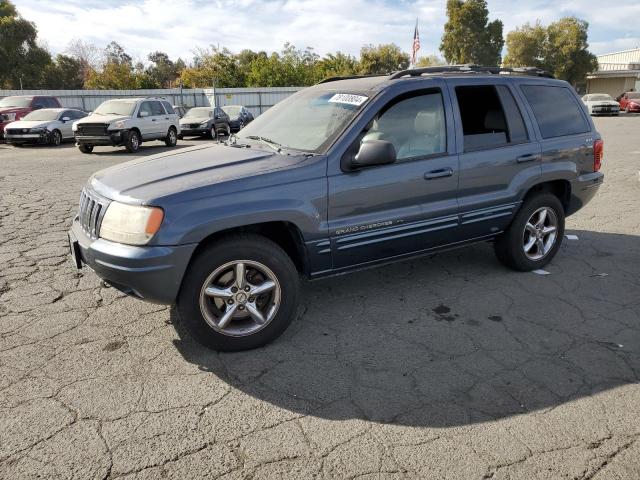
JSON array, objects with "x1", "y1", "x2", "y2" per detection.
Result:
[
  {"x1": 0, "y1": 95, "x2": 62, "y2": 140},
  {"x1": 617, "y1": 92, "x2": 640, "y2": 113}
]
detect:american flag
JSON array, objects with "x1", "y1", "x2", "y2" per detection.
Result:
[{"x1": 411, "y1": 19, "x2": 420, "y2": 66}]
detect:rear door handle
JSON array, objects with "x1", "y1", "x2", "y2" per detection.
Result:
[
  {"x1": 424, "y1": 168, "x2": 454, "y2": 180},
  {"x1": 516, "y1": 153, "x2": 540, "y2": 163},
  {"x1": 151, "y1": 119, "x2": 157, "y2": 122}
]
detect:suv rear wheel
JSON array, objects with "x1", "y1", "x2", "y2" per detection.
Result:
[
  {"x1": 125, "y1": 130, "x2": 141, "y2": 153},
  {"x1": 494, "y1": 193, "x2": 565, "y2": 271},
  {"x1": 177, "y1": 235, "x2": 300, "y2": 351},
  {"x1": 165, "y1": 127, "x2": 177, "y2": 147},
  {"x1": 78, "y1": 144, "x2": 93, "y2": 154}
]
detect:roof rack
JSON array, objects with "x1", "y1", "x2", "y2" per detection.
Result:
[
  {"x1": 317, "y1": 74, "x2": 386, "y2": 84},
  {"x1": 389, "y1": 64, "x2": 554, "y2": 79}
]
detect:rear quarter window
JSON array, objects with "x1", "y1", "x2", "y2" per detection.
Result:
[{"x1": 520, "y1": 85, "x2": 590, "y2": 139}]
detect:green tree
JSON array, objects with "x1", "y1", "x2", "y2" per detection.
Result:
[
  {"x1": 146, "y1": 51, "x2": 179, "y2": 87},
  {"x1": 314, "y1": 52, "x2": 359, "y2": 81},
  {"x1": 504, "y1": 17, "x2": 598, "y2": 85},
  {"x1": 85, "y1": 61, "x2": 137, "y2": 89},
  {"x1": 41, "y1": 54, "x2": 85, "y2": 89},
  {"x1": 440, "y1": 0, "x2": 504, "y2": 66},
  {"x1": 0, "y1": 0, "x2": 52, "y2": 88},
  {"x1": 545, "y1": 17, "x2": 598, "y2": 85},
  {"x1": 503, "y1": 22, "x2": 547, "y2": 69},
  {"x1": 359, "y1": 43, "x2": 409, "y2": 75},
  {"x1": 104, "y1": 41, "x2": 132, "y2": 66},
  {"x1": 180, "y1": 47, "x2": 244, "y2": 88},
  {"x1": 416, "y1": 55, "x2": 446, "y2": 67}
]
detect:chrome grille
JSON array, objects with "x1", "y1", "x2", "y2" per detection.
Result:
[
  {"x1": 77, "y1": 123, "x2": 109, "y2": 136},
  {"x1": 78, "y1": 189, "x2": 108, "y2": 238}
]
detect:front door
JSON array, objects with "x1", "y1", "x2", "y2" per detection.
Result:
[{"x1": 328, "y1": 88, "x2": 460, "y2": 270}]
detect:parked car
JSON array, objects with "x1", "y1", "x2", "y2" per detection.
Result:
[
  {"x1": 4, "y1": 108, "x2": 87, "y2": 146},
  {"x1": 73, "y1": 97, "x2": 180, "y2": 153},
  {"x1": 0, "y1": 95, "x2": 61, "y2": 140},
  {"x1": 221, "y1": 105, "x2": 254, "y2": 132},
  {"x1": 178, "y1": 107, "x2": 230, "y2": 139},
  {"x1": 581, "y1": 94, "x2": 620, "y2": 116},
  {"x1": 173, "y1": 105, "x2": 187, "y2": 118},
  {"x1": 617, "y1": 92, "x2": 640, "y2": 113},
  {"x1": 68, "y1": 66, "x2": 604, "y2": 351}
]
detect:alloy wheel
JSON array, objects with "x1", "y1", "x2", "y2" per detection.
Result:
[
  {"x1": 522, "y1": 207, "x2": 558, "y2": 261},
  {"x1": 199, "y1": 260, "x2": 281, "y2": 337}
]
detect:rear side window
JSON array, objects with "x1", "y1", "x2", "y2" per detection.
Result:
[
  {"x1": 521, "y1": 85, "x2": 590, "y2": 139},
  {"x1": 455, "y1": 85, "x2": 529, "y2": 151},
  {"x1": 162, "y1": 101, "x2": 175, "y2": 114},
  {"x1": 150, "y1": 101, "x2": 165, "y2": 116}
]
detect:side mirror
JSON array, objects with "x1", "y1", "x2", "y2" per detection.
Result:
[
  {"x1": 139, "y1": 111, "x2": 150, "y2": 118},
  {"x1": 351, "y1": 140, "x2": 397, "y2": 169},
  {"x1": 61, "y1": 117, "x2": 71, "y2": 122}
]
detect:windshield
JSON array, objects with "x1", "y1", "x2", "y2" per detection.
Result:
[
  {"x1": 222, "y1": 106, "x2": 241, "y2": 116},
  {"x1": 590, "y1": 95, "x2": 613, "y2": 101},
  {"x1": 0, "y1": 96, "x2": 31, "y2": 108},
  {"x1": 237, "y1": 89, "x2": 369, "y2": 153},
  {"x1": 22, "y1": 110, "x2": 60, "y2": 121},
  {"x1": 93, "y1": 100, "x2": 137, "y2": 116},
  {"x1": 183, "y1": 107, "x2": 212, "y2": 119},
  {"x1": 628, "y1": 93, "x2": 640, "y2": 99}
]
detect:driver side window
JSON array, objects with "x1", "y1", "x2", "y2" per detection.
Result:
[
  {"x1": 361, "y1": 91, "x2": 447, "y2": 161},
  {"x1": 138, "y1": 102, "x2": 152, "y2": 117}
]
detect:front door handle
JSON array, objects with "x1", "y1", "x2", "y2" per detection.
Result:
[
  {"x1": 424, "y1": 168, "x2": 453, "y2": 180},
  {"x1": 516, "y1": 153, "x2": 540, "y2": 163},
  {"x1": 151, "y1": 118, "x2": 157, "y2": 122}
]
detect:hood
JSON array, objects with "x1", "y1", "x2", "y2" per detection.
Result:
[
  {"x1": 0, "y1": 106, "x2": 29, "y2": 114},
  {"x1": 77, "y1": 113, "x2": 130, "y2": 124},
  {"x1": 588, "y1": 100, "x2": 619, "y2": 106},
  {"x1": 5, "y1": 120, "x2": 54, "y2": 129},
  {"x1": 89, "y1": 143, "x2": 310, "y2": 202},
  {"x1": 180, "y1": 117, "x2": 209, "y2": 124}
]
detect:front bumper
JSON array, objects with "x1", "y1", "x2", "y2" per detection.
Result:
[
  {"x1": 69, "y1": 220, "x2": 196, "y2": 304},
  {"x1": 75, "y1": 131, "x2": 125, "y2": 146},
  {"x1": 566, "y1": 171, "x2": 604, "y2": 216},
  {"x1": 625, "y1": 104, "x2": 640, "y2": 112},
  {"x1": 591, "y1": 106, "x2": 619, "y2": 115},
  {"x1": 180, "y1": 127, "x2": 208, "y2": 136},
  {"x1": 5, "y1": 132, "x2": 50, "y2": 144}
]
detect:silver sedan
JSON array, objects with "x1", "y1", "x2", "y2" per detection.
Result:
[{"x1": 4, "y1": 108, "x2": 87, "y2": 146}]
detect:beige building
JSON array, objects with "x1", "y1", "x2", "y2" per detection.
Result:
[{"x1": 586, "y1": 48, "x2": 640, "y2": 97}]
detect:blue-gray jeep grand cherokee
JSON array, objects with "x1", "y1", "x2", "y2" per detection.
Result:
[{"x1": 68, "y1": 66, "x2": 604, "y2": 351}]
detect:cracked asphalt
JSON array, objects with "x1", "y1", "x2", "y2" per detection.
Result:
[{"x1": 1, "y1": 118, "x2": 639, "y2": 480}]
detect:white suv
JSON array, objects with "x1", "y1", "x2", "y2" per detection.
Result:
[{"x1": 73, "y1": 97, "x2": 181, "y2": 154}]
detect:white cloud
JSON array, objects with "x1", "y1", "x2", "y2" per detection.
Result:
[{"x1": 11, "y1": 0, "x2": 640, "y2": 62}]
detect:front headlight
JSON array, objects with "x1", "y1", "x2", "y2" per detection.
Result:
[
  {"x1": 4, "y1": 113, "x2": 16, "y2": 122},
  {"x1": 100, "y1": 202, "x2": 164, "y2": 246},
  {"x1": 200, "y1": 121, "x2": 208, "y2": 126},
  {"x1": 112, "y1": 120, "x2": 126, "y2": 129},
  {"x1": 30, "y1": 128, "x2": 45, "y2": 133}
]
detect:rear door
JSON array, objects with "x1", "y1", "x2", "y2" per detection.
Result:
[
  {"x1": 447, "y1": 79, "x2": 542, "y2": 239},
  {"x1": 328, "y1": 85, "x2": 460, "y2": 269}
]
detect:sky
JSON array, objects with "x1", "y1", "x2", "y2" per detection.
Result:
[{"x1": 12, "y1": 0, "x2": 640, "y2": 64}]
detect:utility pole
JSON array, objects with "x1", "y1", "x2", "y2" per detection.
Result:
[{"x1": 19, "y1": 76, "x2": 23, "y2": 91}]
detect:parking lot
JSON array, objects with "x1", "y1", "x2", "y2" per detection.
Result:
[{"x1": 0, "y1": 117, "x2": 639, "y2": 479}]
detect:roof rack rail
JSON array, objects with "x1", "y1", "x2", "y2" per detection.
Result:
[
  {"x1": 317, "y1": 74, "x2": 385, "y2": 84},
  {"x1": 389, "y1": 64, "x2": 554, "y2": 79}
]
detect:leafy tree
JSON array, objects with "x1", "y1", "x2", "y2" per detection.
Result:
[
  {"x1": 104, "y1": 41, "x2": 132, "y2": 66},
  {"x1": 503, "y1": 22, "x2": 547, "y2": 69},
  {"x1": 41, "y1": 54, "x2": 85, "y2": 89},
  {"x1": 314, "y1": 52, "x2": 359, "y2": 81},
  {"x1": 65, "y1": 38, "x2": 103, "y2": 82},
  {"x1": 146, "y1": 51, "x2": 180, "y2": 87},
  {"x1": 359, "y1": 44, "x2": 409, "y2": 75},
  {"x1": 440, "y1": 0, "x2": 504, "y2": 66},
  {"x1": 416, "y1": 55, "x2": 446, "y2": 67},
  {"x1": 545, "y1": 17, "x2": 598, "y2": 85},
  {"x1": 85, "y1": 61, "x2": 137, "y2": 89},
  {"x1": 180, "y1": 47, "x2": 244, "y2": 88},
  {"x1": 0, "y1": 0, "x2": 52, "y2": 88},
  {"x1": 504, "y1": 17, "x2": 598, "y2": 85}
]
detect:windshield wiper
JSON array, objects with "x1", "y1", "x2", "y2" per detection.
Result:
[{"x1": 245, "y1": 135, "x2": 283, "y2": 153}]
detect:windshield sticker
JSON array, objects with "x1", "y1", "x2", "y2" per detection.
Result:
[{"x1": 328, "y1": 93, "x2": 368, "y2": 107}]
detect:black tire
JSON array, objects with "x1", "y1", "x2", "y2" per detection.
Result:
[
  {"x1": 165, "y1": 127, "x2": 178, "y2": 147},
  {"x1": 78, "y1": 144, "x2": 93, "y2": 154},
  {"x1": 125, "y1": 130, "x2": 141, "y2": 153},
  {"x1": 208, "y1": 126, "x2": 217, "y2": 140},
  {"x1": 50, "y1": 130, "x2": 62, "y2": 146},
  {"x1": 178, "y1": 134, "x2": 184, "y2": 140},
  {"x1": 494, "y1": 192, "x2": 565, "y2": 271},
  {"x1": 176, "y1": 235, "x2": 300, "y2": 351}
]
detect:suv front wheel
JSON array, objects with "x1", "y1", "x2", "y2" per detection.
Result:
[
  {"x1": 177, "y1": 235, "x2": 300, "y2": 351},
  {"x1": 165, "y1": 127, "x2": 178, "y2": 147},
  {"x1": 494, "y1": 193, "x2": 565, "y2": 271},
  {"x1": 125, "y1": 130, "x2": 141, "y2": 153}
]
